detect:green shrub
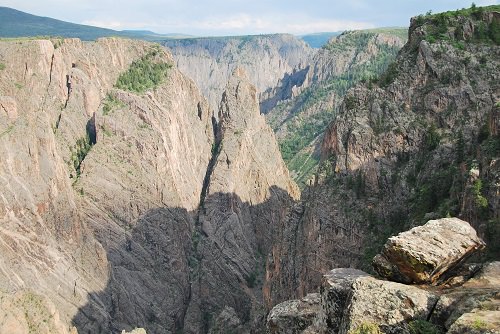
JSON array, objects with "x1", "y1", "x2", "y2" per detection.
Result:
[
  {"x1": 102, "y1": 93, "x2": 125, "y2": 115},
  {"x1": 409, "y1": 320, "x2": 443, "y2": 334},
  {"x1": 472, "y1": 179, "x2": 488, "y2": 208},
  {"x1": 349, "y1": 322, "x2": 382, "y2": 334},
  {"x1": 70, "y1": 135, "x2": 93, "y2": 177},
  {"x1": 115, "y1": 45, "x2": 172, "y2": 93},
  {"x1": 378, "y1": 62, "x2": 399, "y2": 87},
  {"x1": 0, "y1": 63, "x2": 5, "y2": 70},
  {"x1": 472, "y1": 318, "x2": 488, "y2": 330},
  {"x1": 425, "y1": 124, "x2": 441, "y2": 151}
]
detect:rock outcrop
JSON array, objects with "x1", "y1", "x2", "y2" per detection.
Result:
[
  {"x1": 0, "y1": 37, "x2": 168, "y2": 334},
  {"x1": 268, "y1": 220, "x2": 499, "y2": 333},
  {"x1": 373, "y1": 218, "x2": 486, "y2": 284},
  {"x1": 267, "y1": 293, "x2": 320, "y2": 334},
  {"x1": 121, "y1": 329, "x2": 147, "y2": 334}
]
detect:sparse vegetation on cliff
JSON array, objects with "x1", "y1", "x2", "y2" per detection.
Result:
[
  {"x1": 272, "y1": 30, "x2": 405, "y2": 187},
  {"x1": 70, "y1": 135, "x2": 92, "y2": 178},
  {"x1": 115, "y1": 45, "x2": 172, "y2": 93},
  {"x1": 413, "y1": 4, "x2": 500, "y2": 45},
  {"x1": 102, "y1": 93, "x2": 125, "y2": 115}
]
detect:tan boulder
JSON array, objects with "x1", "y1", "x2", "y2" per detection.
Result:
[{"x1": 373, "y1": 218, "x2": 485, "y2": 284}]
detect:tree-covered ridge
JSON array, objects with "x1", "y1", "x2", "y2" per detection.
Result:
[
  {"x1": 414, "y1": 4, "x2": 500, "y2": 45},
  {"x1": 115, "y1": 45, "x2": 172, "y2": 93},
  {"x1": 272, "y1": 30, "x2": 405, "y2": 187},
  {"x1": 0, "y1": 6, "x2": 188, "y2": 41}
]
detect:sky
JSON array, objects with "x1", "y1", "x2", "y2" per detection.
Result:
[{"x1": 1, "y1": 0, "x2": 499, "y2": 36}]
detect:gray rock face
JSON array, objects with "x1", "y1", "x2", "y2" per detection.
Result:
[
  {"x1": 431, "y1": 262, "x2": 500, "y2": 332},
  {"x1": 373, "y1": 218, "x2": 486, "y2": 284},
  {"x1": 183, "y1": 68, "x2": 299, "y2": 333},
  {"x1": 267, "y1": 260, "x2": 499, "y2": 333},
  {"x1": 0, "y1": 37, "x2": 299, "y2": 334},
  {"x1": 121, "y1": 329, "x2": 147, "y2": 334},
  {"x1": 337, "y1": 276, "x2": 438, "y2": 334},
  {"x1": 164, "y1": 34, "x2": 314, "y2": 111},
  {"x1": 0, "y1": 37, "x2": 168, "y2": 334},
  {"x1": 267, "y1": 293, "x2": 321, "y2": 334}
]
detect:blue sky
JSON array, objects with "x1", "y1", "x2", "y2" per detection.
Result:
[{"x1": 1, "y1": 0, "x2": 499, "y2": 36}]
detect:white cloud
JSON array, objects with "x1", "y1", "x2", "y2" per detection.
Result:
[
  {"x1": 4, "y1": 0, "x2": 500, "y2": 36},
  {"x1": 84, "y1": 14, "x2": 374, "y2": 35},
  {"x1": 82, "y1": 20, "x2": 126, "y2": 29}
]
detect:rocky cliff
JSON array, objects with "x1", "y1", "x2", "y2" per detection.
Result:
[
  {"x1": 164, "y1": 34, "x2": 314, "y2": 111},
  {"x1": 0, "y1": 37, "x2": 298, "y2": 333},
  {"x1": 265, "y1": 4, "x2": 500, "y2": 310},
  {"x1": 184, "y1": 68, "x2": 299, "y2": 333},
  {"x1": 264, "y1": 28, "x2": 406, "y2": 186}
]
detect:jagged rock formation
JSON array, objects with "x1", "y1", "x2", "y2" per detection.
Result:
[
  {"x1": 267, "y1": 220, "x2": 499, "y2": 333},
  {"x1": 184, "y1": 68, "x2": 299, "y2": 333},
  {"x1": 164, "y1": 34, "x2": 314, "y2": 112},
  {"x1": 0, "y1": 37, "x2": 298, "y2": 333},
  {"x1": 265, "y1": 5, "x2": 500, "y2": 309},
  {"x1": 264, "y1": 29, "x2": 406, "y2": 186}
]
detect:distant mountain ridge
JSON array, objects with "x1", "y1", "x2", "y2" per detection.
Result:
[
  {"x1": 164, "y1": 34, "x2": 314, "y2": 111},
  {"x1": 0, "y1": 6, "x2": 190, "y2": 41},
  {"x1": 299, "y1": 32, "x2": 342, "y2": 48}
]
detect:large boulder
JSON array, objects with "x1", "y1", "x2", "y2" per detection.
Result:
[
  {"x1": 267, "y1": 293, "x2": 321, "y2": 334},
  {"x1": 373, "y1": 218, "x2": 485, "y2": 284},
  {"x1": 338, "y1": 277, "x2": 438, "y2": 334}
]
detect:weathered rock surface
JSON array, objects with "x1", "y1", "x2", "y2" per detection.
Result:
[
  {"x1": 208, "y1": 306, "x2": 246, "y2": 334},
  {"x1": 338, "y1": 276, "x2": 438, "y2": 334},
  {"x1": 318, "y1": 269, "x2": 438, "y2": 334},
  {"x1": 265, "y1": 6, "x2": 500, "y2": 311},
  {"x1": 267, "y1": 245, "x2": 499, "y2": 333},
  {"x1": 164, "y1": 34, "x2": 313, "y2": 111},
  {"x1": 268, "y1": 268, "x2": 439, "y2": 334},
  {"x1": 447, "y1": 310, "x2": 500, "y2": 334},
  {"x1": 431, "y1": 262, "x2": 500, "y2": 332},
  {"x1": 373, "y1": 218, "x2": 486, "y2": 284},
  {"x1": 184, "y1": 68, "x2": 299, "y2": 333},
  {"x1": 316, "y1": 269, "x2": 369, "y2": 333},
  {"x1": 0, "y1": 37, "x2": 165, "y2": 334},
  {"x1": 0, "y1": 36, "x2": 299, "y2": 333},
  {"x1": 267, "y1": 293, "x2": 320, "y2": 334},
  {"x1": 264, "y1": 29, "x2": 406, "y2": 186},
  {"x1": 121, "y1": 329, "x2": 147, "y2": 334}
]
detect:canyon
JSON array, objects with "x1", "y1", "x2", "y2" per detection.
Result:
[{"x1": 0, "y1": 4, "x2": 499, "y2": 334}]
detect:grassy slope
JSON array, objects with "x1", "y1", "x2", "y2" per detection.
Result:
[{"x1": 0, "y1": 6, "x2": 186, "y2": 41}]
